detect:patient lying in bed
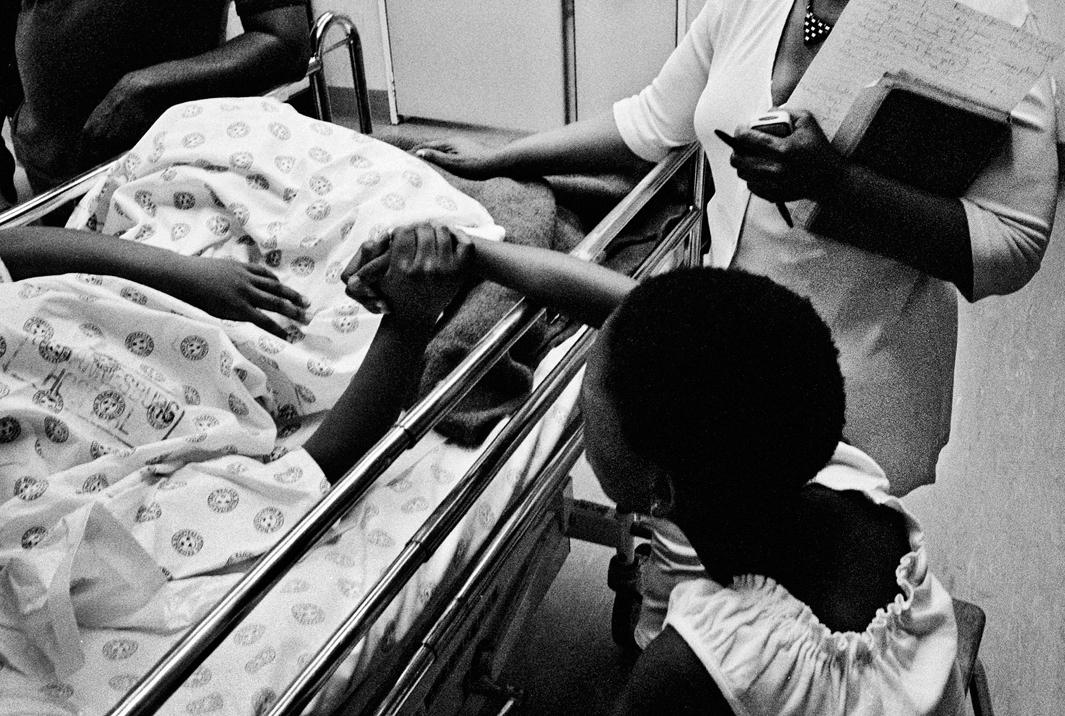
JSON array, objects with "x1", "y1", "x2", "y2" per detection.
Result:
[{"x1": 0, "y1": 97, "x2": 508, "y2": 713}]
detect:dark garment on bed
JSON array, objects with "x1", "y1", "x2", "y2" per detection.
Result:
[
  {"x1": 416, "y1": 162, "x2": 690, "y2": 446},
  {"x1": 10, "y1": 0, "x2": 300, "y2": 191}
]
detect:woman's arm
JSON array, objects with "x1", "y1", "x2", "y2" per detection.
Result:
[
  {"x1": 412, "y1": 112, "x2": 648, "y2": 180},
  {"x1": 79, "y1": 5, "x2": 308, "y2": 164},
  {"x1": 0, "y1": 226, "x2": 308, "y2": 337}
]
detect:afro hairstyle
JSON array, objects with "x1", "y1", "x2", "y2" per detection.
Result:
[{"x1": 603, "y1": 267, "x2": 845, "y2": 498}]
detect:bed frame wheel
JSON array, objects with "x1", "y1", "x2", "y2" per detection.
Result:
[{"x1": 607, "y1": 542, "x2": 651, "y2": 650}]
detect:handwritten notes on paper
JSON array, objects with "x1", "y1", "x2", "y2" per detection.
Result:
[{"x1": 786, "y1": 0, "x2": 1065, "y2": 140}]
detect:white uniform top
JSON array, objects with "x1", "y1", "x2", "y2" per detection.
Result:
[
  {"x1": 665, "y1": 443, "x2": 962, "y2": 715},
  {"x1": 613, "y1": 0, "x2": 1059, "y2": 493}
]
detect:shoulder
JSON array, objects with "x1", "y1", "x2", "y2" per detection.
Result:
[
  {"x1": 615, "y1": 626, "x2": 733, "y2": 715},
  {"x1": 777, "y1": 485, "x2": 911, "y2": 632}
]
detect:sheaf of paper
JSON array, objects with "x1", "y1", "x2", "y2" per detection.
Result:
[
  {"x1": 786, "y1": 0, "x2": 1063, "y2": 139},
  {"x1": 784, "y1": 0, "x2": 1064, "y2": 224}
]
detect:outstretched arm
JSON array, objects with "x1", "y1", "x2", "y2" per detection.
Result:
[
  {"x1": 304, "y1": 225, "x2": 470, "y2": 482},
  {"x1": 412, "y1": 112, "x2": 650, "y2": 180},
  {"x1": 79, "y1": 5, "x2": 308, "y2": 164},
  {"x1": 0, "y1": 226, "x2": 308, "y2": 337},
  {"x1": 344, "y1": 228, "x2": 636, "y2": 329}
]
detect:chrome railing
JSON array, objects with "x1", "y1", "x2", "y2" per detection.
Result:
[
  {"x1": 0, "y1": 11, "x2": 369, "y2": 230},
  {"x1": 107, "y1": 142, "x2": 703, "y2": 715}
]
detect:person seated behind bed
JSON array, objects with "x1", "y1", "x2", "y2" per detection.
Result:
[
  {"x1": 2, "y1": 0, "x2": 308, "y2": 195},
  {"x1": 344, "y1": 225, "x2": 962, "y2": 715}
]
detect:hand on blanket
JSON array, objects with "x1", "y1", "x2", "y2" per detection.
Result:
[
  {"x1": 79, "y1": 71, "x2": 159, "y2": 167},
  {"x1": 341, "y1": 224, "x2": 471, "y2": 328},
  {"x1": 176, "y1": 256, "x2": 310, "y2": 338},
  {"x1": 412, "y1": 137, "x2": 500, "y2": 179}
]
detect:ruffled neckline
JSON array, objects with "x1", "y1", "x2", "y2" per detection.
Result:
[{"x1": 729, "y1": 542, "x2": 928, "y2": 661}]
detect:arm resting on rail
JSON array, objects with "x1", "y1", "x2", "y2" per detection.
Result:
[
  {"x1": 413, "y1": 112, "x2": 651, "y2": 180},
  {"x1": 0, "y1": 226, "x2": 309, "y2": 337},
  {"x1": 467, "y1": 235, "x2": 636, "y2": 329}
]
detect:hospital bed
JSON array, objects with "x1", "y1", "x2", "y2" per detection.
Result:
[{"x1": 0, "y1": 13, "x2": 708, "y2": 716}]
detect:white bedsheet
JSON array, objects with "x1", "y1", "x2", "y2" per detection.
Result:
[{"x1": 0, "y1": 97, "x2": 578, "y2": 714}]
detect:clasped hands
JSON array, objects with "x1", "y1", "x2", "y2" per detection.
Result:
[
  {"x1": 341, "y1": 223, "x2": 473, "y2": 328},
  {"x1": 716, "y1": 109, "x2": 845, "y2": 204}
]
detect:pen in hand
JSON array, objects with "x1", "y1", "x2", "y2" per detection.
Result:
[{"x1": 715, "y1": 119, "x2": 795, "y2": 229}]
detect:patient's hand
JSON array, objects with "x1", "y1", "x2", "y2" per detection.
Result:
[
  {"x1": 411, "y1": 137, "x2": 500, "y2": 180},
  {"x1": 175, "y1": 256, "x2": 310, "y2": 339},
  {"x1": 341, "y1": 224, "x2": 471, "y2": 327}
]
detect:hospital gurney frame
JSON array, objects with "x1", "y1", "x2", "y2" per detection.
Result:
[{"x1": 0, "y1": 16, "x2": 709, "y2": 715}]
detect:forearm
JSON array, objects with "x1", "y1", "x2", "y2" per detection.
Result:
[
  {"x1": 818, "y1": 163, "x2": 973, "y2": 297},
  {"x1": 1, "y1": 226, "x2": 194, "y2": 292},
  {"x1": 487, "y1": 112, "x2": 649, "y2": 178},
  {"x1": 468, "y1": 236, "x2": 635, "y2": 328},
  {"x1": 302, "y1": 318, "x2": 431, "y2": 483},
  {"x1": 127, "y1": 31, "x2": 305, "y2": 107}
]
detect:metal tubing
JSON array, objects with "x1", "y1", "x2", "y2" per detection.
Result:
[
  {"x1": 0, "y1": 163, "x2": 113, "y2": 229},
  {"x1": 267, "y1": 330, "x2": 596, "y2": 715},
  {"x1": 310, "y1": 12, "x2": 373, "y2": 133},
  {"x1": 570, "y1": 143, "x2": 698, "y2": 263},
  {"x1": 374, "y1": 425, "x2": 584, "y2": 716}
]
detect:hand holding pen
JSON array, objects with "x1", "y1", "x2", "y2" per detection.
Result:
[{"x1": 714, "y1": 109, "x2": 844, "y2": 227}]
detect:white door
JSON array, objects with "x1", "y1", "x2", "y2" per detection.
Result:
[
  {"x1": 573, "y1": 0, "x2": 677, "y2": 119},
  {"x1": 385, "y1": 0, "x2": 567, "y2": 131}
]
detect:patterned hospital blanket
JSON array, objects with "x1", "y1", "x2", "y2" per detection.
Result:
[{"x1": 0, "y1": 97, "x2": 573, "y2": 714}]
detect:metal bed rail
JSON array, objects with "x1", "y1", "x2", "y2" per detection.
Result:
[
  {"x1": 0, "y1": 11, "x2": 370, "y2": 230},
  {"x1": 107, "y1": 142, "x2": 704, "y2": 715},
  {"x1": 375, "y1": 423, "x2": 587, "y2": 716}
]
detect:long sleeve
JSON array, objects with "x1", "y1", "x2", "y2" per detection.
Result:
[
  {"x1": 611, "y1": 3, "x2": 718, "y2": 162},
  {"x1": 964, "y1": 73, "x2": 1060, "y2": 299}
]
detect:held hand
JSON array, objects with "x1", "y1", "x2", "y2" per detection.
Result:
[
  {"x1": 341, "y1": 224, "x2": 472, "y2": 327},
  {"x1": 716, "y1": 110, "x2": 845, "y2": 203},
  {"x1": 411, "y1": 137, "x2": 499, "y2": 179},
  {"x1": 177, "y1": 256, "x2": 310, "y2": 339},
  {"x1": 79, "y1": 71, "x2": 158, "y2": 167}
]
